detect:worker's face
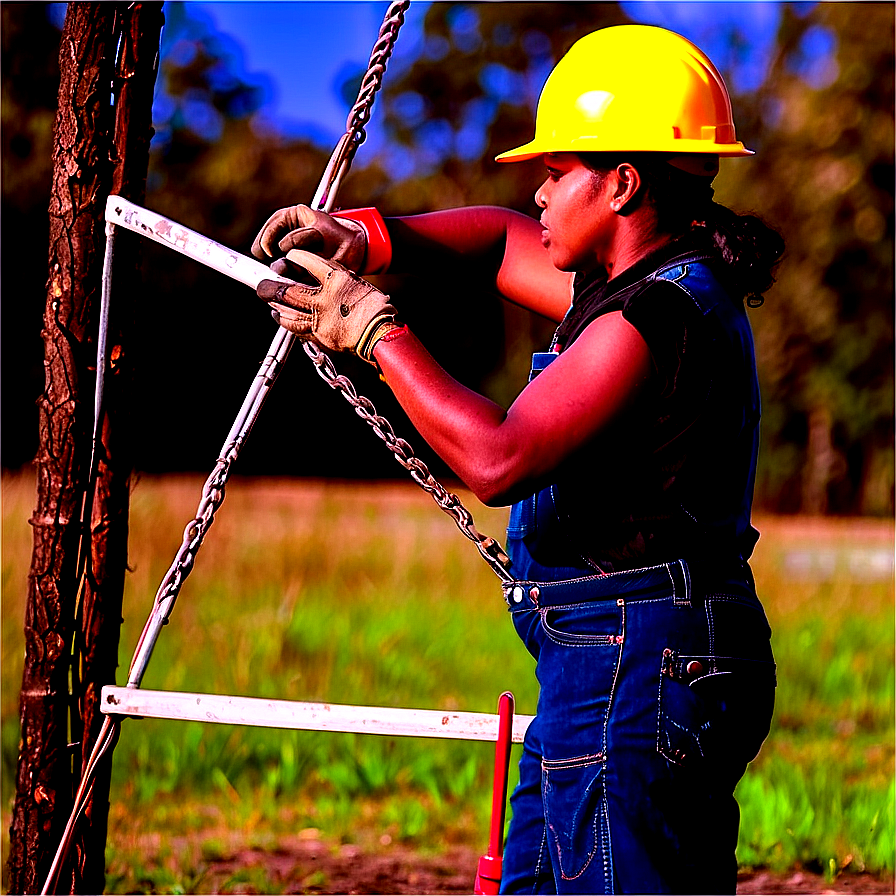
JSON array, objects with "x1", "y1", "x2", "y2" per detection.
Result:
[{"x1": 535, "y1": 153, "x2": 618, "y2": 273}]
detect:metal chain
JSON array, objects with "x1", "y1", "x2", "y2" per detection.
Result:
[
  {"x1": 313, "y1": 0, "x2": 409, "y2": 211},
  {"x1": 130, "y1": 0, "x2": 416, "y2": 687},
  {"x1": 42, "y1": 5, "x2": 417, "y2": 891},
  {"x1": 347, "y1": 2, "x2": 407, "y2": 145},
  {"x1": 126, "y1": 454, "x2": 232, "y2": 685},
  {"x1": 303, "y1": 345, "x2": 514, "y2": 583},
  {"x1": 302, "y1": 0, "x2": 514, "y2": 583}
]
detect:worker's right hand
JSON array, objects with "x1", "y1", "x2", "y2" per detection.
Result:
[
  {"x1": 258, "y1": 250, "x2": 397, "y2": 362},
  {"x1": 251, "y1": 205, "x2": 367, "y2": 271}
]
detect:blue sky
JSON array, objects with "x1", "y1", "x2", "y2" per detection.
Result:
[
  {"x1": 183, "y1": 1, "x2": 806, "y2": 148},
  {"x1": 47, "y1": 2, "x2": 830, "y2": 152},
  {"x1": 187, "y1": 1, "x2": 426, "y2": 148},
  {"x1": 190, "y1": 2, "x2": 406, "y2": 144}
]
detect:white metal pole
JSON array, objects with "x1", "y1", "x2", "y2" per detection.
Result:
[
  {"x1": 102, "y1": 687, "x2": 534, "y2": 744},
  {"x1": 104, "y1": 195, "x2": 294, "y2": 289}
]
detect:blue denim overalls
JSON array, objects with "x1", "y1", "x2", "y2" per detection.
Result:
[{"x1": 499, "y1": 257, "x2": 777, "y2": 894}]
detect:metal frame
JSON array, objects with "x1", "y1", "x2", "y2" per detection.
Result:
[
  {"x1": 42, "y1": 5, "x2": 526, "y2": 890},
  {"x1": 101, "y1": 686, "x2": 532, "y2": 743}
]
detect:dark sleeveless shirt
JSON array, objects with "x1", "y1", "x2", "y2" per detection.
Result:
[{"x1": 520, "y1": 235, "x2": 761, "y2": 574}]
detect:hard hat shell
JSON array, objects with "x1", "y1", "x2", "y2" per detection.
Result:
[{"x1": 496, "y1": 25, "x2": 752, "y2": 162}]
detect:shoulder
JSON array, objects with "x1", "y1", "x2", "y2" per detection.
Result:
[{"x1": 620, "y1": 260, "x2": 725, "y2": 394}]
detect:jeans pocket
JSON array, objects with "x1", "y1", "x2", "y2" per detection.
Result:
[
  {"x1": 657, "y1": 650, "x2": 776, "y2": 769},
  {"x1": 542, "y1": 754, "x2": 606, "y2": 881},
  {"x1": 540, "y1": 601, "x2": 623, "y2": 648}
]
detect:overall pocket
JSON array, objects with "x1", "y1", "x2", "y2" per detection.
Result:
[
  {"x1": 657, "y1": 650, "x2": 776, "y2": 768},
  {"x1": 542, "y1": 754, "x2": 607, "y2": 881},
  {"x1": 540, "y1": 602, "x2": 622, "y2": 647},
  {"x1": 657, "y1": 592, "x2": 776, "y2": 768}
]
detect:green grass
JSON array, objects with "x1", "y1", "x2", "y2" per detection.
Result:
[
  {"x1": 736, "y1": 518, "x2": 896, "y2": 880},
  {"x1": 2, "y1": 472, "x2": 894, "y2": 892}
]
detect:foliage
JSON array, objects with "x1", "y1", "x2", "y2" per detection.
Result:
[
  {"x1": 0, "y1": 3, "x2": 62, "y2": 467},
  {"x1": 3, "y1": 474, "x2": 894, "y2": 892},
  {"x1": 722, "y1": 3, "x2": 895, "y2": 515},
  {"x1": 368, "y1": 1, "x2": 895, "y2": 515},
  {"x1": 0, "y1": 1, "x2": 892, "y2": 508}
]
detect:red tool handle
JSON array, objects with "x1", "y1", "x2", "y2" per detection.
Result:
[{"x1": 474, "y1": 691, "x2": 515, "y2": 895}]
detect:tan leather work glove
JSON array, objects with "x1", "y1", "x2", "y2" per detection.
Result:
[
  {"x1": 257, "y1": 249, "x2": 397, "y2": 362},
  {"x1": 251, "y1": 204, "x2": 366, "y2": 271}
]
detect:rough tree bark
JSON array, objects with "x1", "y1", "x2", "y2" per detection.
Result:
[{"x1": 7, "y1": 5, "x2": 163, "y2": 894}]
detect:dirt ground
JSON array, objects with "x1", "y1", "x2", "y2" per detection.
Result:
[{"x1": 200, "y1": 834, "x2": 895, "y2": 895}]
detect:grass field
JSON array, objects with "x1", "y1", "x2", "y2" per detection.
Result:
[{"x1": 2, "y1": 472, "x2": 894, "y2": 893}]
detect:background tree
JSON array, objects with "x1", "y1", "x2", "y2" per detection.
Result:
[
  {"x1": 724, "y1": 2, "x2": 895, "y2": 515},
  {"x1": 1, "y1": 1, "x2": 892, "y2": 516}
]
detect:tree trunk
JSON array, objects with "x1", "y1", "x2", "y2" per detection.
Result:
[{"x1": 7, "y1": 5, "x2": 163, "y2": 893}]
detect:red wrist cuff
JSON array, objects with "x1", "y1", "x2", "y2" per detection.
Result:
[{"x1": 334, "y1": 207, "x2": 392, "y2": 275}]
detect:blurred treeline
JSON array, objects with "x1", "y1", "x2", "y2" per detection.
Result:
[{"x1": 2, "y1": 2, "x2": 893, "y2": 516}]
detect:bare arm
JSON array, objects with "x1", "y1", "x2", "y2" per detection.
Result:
[
  {"x1": 387, "y1": 207, "x2": 574, "y2": 323},
  {"x1": 373, "y1": 310, "x2": 653, "y2": 505}
]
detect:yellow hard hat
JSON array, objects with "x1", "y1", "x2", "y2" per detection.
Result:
[{"x1": 496, "y1": 25, "x2": 752, "y2": 163}]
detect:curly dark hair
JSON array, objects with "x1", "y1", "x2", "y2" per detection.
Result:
[{"x1": 579, "y1": 152, "x2": 785, "y2": 305}]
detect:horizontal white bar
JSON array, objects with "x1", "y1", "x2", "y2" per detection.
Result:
[
  {"x1": 102, "y1": 687, "x2": 533, "y2": 743},
  {"x1": 104, "y1": 195, "x2": 292, "y2": 290}
]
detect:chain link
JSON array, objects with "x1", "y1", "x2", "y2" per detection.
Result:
[
  {"x1": 313, "y1": 1, "x2": 410, "y2": 212},
  {"x1": 45, "y1": 4, "x2": 515, "y2": 891},
  {"x1": 303, "y1": 0, "x2": 515, "y2": 583},
  {"x1": 123, "y1": 4, "x2": 422, "y2": 690},
  {"x1": 303, "y1": 343, "x2": 515, "y2": 583},
  {"x1": 346, "y1": 2, "x2": 408, "y2": 146},
  {"x1": 126, "y1": 0, "x2": 514, "y2": 690}
]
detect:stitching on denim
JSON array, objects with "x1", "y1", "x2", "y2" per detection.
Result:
[
  {"x1": 705, "y1": 592, "x2": 764, "y2": 611},
  {"x1": 532, "y1": 822, "x2": 549, "y2": 893},
  {"x1": 550, "y1": 820, "x2": 600, "y2": 881},
  {"x1": 517, "y1": 562, "x2": 672, "y2": 589},
  {"x1": 540, "y1": 610, "x2": 619, "y2": 648},
  {"x1": 542, "y1": 752, "x2": 605, "y2": 769},
  {"x1": 657, "y1": 692, "x2": 699, "y2": 765},
  {"x1": 623, "y1": 593, "x2": 758, "y2": 607},
  {"x1": 682, "y1": 559, "x2": 692, "y2": 601},
  {"x1": 665, "y1": 562, "x2": 677, "y2": 601},
  {"x1": 669, "y1": 558, "x2": 693, "y2": 607},
  {"x1": 600, "y1": 783, "x2": 615, "y2": 894},
  {"x1": 600, "y1": 599, "x2": 627, "y2": 800},
  {"x1": 602, "y1": 596, "x2": 624, "y2": 888},
  {"x1": 537, "y1": 601, "x2": 619, "y2": 611},
  {"x1": 546, "y1": 772, "x2": 602, "y2": 881},
  {"x1": 655, "y1": 658, "x2": 665, "y2": 759}
]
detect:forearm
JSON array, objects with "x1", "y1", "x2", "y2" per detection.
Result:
[
  {"x1": 386, "y1": 206, "x2": 517, "y2": 272},
  {"x1": 372, "y1": 328, "x2": 536, "y2": 506},
  {"x1": 384, "y1": 207, "x2": 572, "y2": 321},
  {"x1": 371, "y1": 312, "x2": 655, "y2": 507}
]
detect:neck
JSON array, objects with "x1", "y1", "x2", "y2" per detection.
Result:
[{"x1": 605, "y1": 223, "x2": 676, "y2": 281}]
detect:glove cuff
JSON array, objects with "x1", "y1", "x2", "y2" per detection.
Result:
[
  {"x1": 357, "y1": 312, "x2": 401, "y2": 365},
  {"x1": 334, "y1": 207, "x2": 392, "y2": 275}
]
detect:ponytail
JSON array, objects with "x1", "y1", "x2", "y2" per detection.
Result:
[{"x1": 692, "y1": 204, "x2": 785, "y2": 306}]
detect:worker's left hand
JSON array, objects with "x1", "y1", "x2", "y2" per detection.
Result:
[
  {"x1": 258, "y1": 250, "x2": 396, "y2": 360},
  {"x1": 251, "y1": 204, "x2": 366, "y2": 271}
]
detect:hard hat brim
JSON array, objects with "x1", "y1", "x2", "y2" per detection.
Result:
[{"x1": 495, "y1": 138, "x2": 754, "y2": 163}]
